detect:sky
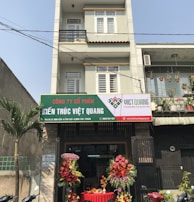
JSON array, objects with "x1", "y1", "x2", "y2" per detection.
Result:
[{"x1": 0, "y1": 0, "x2": 194, "y2": 103}]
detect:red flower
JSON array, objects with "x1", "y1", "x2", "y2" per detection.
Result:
[
  {"x1": 107, "y1": 155, "x2": 137, "y2": 190},
  {"x1": 58, "y1": 153, "x2": 84, "y2": 188}
]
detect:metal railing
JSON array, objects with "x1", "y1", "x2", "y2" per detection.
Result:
[
  {"x1": 151, "y1": 96, "x2": 194, "y2": 114},
  {"x1": 0, "y1": 156, "x2": 35, "y2": 171},
  {"x1": 59, "y1": 30, "x2": 87, "y2": 42}
]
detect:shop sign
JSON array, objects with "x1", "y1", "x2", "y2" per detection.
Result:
[{"x1": 40, "y1": 94, "x2": 152, "y2": 123}]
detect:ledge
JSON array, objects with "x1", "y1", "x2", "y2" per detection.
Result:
[{"x1": 153, "y1": 117, "x2": 194, "y2": 126}]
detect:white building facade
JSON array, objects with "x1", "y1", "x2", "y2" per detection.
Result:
[
  {"x1": 39, "y1": 0, "x2": 194, "y2": 201},
  {"x1": 51, "y1": 0, "x2": 144, "y2": 96}
]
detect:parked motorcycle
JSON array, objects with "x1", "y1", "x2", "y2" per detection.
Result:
[
  {"x1": 0, "y1": 194, "x2": 38, "y2": 202},
  {"x1": 0, "y1": 195, "x2": 13, "y2": 202},
  {"x1": 21, "y1": 194, "x2": 38, "y2": 202},
  {"x1": 177, "y1": 192, "x2": 190, "y2": 202}
]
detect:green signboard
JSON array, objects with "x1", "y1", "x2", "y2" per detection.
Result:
[{"x1": 40, "y1": 94, "x2": 152, "y2": 123}]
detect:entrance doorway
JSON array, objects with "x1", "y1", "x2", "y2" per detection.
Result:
[{"x1": 65, "y1": 143, "x2": 126, "y2": 192}]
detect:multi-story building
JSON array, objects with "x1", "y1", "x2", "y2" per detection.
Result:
[
  {"x1": 40, "y1": 0, "x2": 194, "y2": 201},
  {"x1": 40, "y1": 0, "x2": 151, "y2": 201},
  {"x1": 136, "y1": 43, "x2": 194, "y2": 191}
]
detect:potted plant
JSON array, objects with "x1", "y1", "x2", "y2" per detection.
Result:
[
  {"x1": 158, "y1": 98, "x2": 170, "y2": 112},
  {"x1": 166, "y1": 72, "x2": 172, "y2": 82},
  {"x1": 182, "y1": 83, "x2": 191, "y2": 94},
  {"x1": 185, "y1": 97, "x2": 193, "y2": 112},
  {"x1": 159, "y1": 190, "x2": 174, "y2": 202},
  {"x1": 162, "y1": 98, "x2": 170, "y2": 112},
  {"x1": 175, "y1": 97, "x2": 185, "y2": 111},
  {"x1": 178, "y1": 171, "x2": 193, "y2": 195},
  {"x1": 175, "y1": 71, "x2": 180, "y2": 82},
  {"x1": 150, "y1": 92, "x2": 157, "y2": 111},
  {"x1": 166, "y1": 88, "x2": 177, "y2": 111},
  {"x1": 167, "y1": 88, "x2": 176, "y2": 98},
  {"x1": 159, "y1": 75, "x2": 164, "y2": 81},
  {"x1": 150, "y1": 70, "x2": 154, "y2": 79}
]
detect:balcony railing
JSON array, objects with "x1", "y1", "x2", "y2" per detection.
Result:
[
  {"x1": 151, "y1": 96, "x2": 194, "y2": 116},
  {"x1": 59, "y1": 30, "x2": 87, "y2": 42}
]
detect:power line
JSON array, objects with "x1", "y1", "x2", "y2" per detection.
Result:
[
  {"x1": 1, "y1": 20, "x2": 194, "y2": 79},
  {"x1": 1, "y1": 26, "x2": 194, "y2": 36},
  {"x1": 0, "y1": 21, "x2": 55, "y2": 49}
]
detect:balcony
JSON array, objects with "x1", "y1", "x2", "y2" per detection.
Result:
[
  {"x1": 151, "y1": 95, "x2": 194, "y2": 126},
  {"x1": 59, "y1": 30, "x2": 87, "y2": 43},
  {"x1": 151, "y1": 96, "x2": 194, "y2": 116}
]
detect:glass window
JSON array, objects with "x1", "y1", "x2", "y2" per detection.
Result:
[
  {"x1": 107, "y1": 18, "x2": 114, "y2": 33},
  {"x1": 66, "y1": 72, "x2": 81, "y2": 93},
  {"x1": 97, "y1": 18, "x2": 104, "y2": 33},
  {"x1": 97, "y1": 66, "x2": 118, "y2": 93},
  {"x1": 95, "y1": 11, "x2": 116, "y2": 34}
]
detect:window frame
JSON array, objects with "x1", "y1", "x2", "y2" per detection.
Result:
[
  {"x1": 96, "y1": 66, "x2": 119, "y2": 94},
  {"x1": 95, "y1": 11, "x2": 116, "y2": 34},
  {"x1": 66, "y1": 72, "x2": 81, "y2": 93}
]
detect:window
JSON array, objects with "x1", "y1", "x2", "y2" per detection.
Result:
[
  {"x1": 95, "y1": 11, "x2": 116, "y2": 34},
  {"x1": 97, "y1": 66, "x2": 118, "y2": 93},
  {"x1": 67, "y1": 19, "x2": 81, "y2": 25},
  {"x1": 66, "y1": 72, "x2": 81, "y2": 93},
  {"x1": 66, "y1": 19, "x2": 81, "y2": 41}
]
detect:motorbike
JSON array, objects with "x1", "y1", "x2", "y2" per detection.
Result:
[
  {"x1": 177, "y1": 192, "x2": 190, "y2": 202},
  {"x1": 21, "y1": 194, "x2": 38, "y2": 202},
  {"x1": 0, "y1": 195, "x2": 13, "y2": 202},
  {"x1": 0, "y1": 194, "x2": 38, "y2": 202}
]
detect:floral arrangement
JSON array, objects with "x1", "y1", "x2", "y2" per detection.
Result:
[
  {"x1": 58, "y1": 153, "x2": 84, "y2": 188},
  {"x1": 107, "y1": 154, "x2": 137, "y2": 190},
  {"x1": 100, "y1": 175, "x2": 108, "y2": 189},
  {"x1": 67, "y1": 190, "x2": 80, "y2": 202},
  {"x1": 115, "y1": 192, "x2": 132, "y2": 202},
  {"x1": 61, "y1": 153, "x2": 80, "y2": 160}
]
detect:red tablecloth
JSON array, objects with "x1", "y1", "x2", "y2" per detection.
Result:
[{"x1": 80, "y1": 192, "x2": 114, "y2": 202}]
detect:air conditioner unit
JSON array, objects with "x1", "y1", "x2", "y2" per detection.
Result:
[{"x1": 143, "y1": 54, "x2": 151, "y2": 66}]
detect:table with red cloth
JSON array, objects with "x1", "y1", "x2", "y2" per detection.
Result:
[{"x1": 80, "y1": 192, "x2": 114, "y2": 202}]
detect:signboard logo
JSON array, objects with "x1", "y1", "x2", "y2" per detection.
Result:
[{"x1": 108, "y1": 97, "x2": 122, "y2": 109}]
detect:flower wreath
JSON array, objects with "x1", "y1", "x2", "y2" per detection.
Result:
[
  {"x1": 107, "y1": 154, "x2": 137, "y2": 190},
  {"x1": 58, "y1": 153, "x2": 84, "y2": 188}
]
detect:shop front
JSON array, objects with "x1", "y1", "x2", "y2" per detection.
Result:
[{"x1": 40, "y1": 94, "x2": 153, "y2": 202}]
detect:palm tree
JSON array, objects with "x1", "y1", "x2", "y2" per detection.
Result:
[{"x1": 0, "y1": 97, "x2": 42, "y2": 202}]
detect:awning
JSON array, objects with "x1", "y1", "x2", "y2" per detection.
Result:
[{"x1": 153, "y1": 117, "x2": 194, "y2": 126}]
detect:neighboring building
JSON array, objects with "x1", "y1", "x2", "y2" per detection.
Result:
[
  {"x1": 136, "y1": 43, "x2": 194, "y2": 190},
  {"x1": 0, "y1": 58, "x2": 42, "y2": 200},
  {"x1": 40, "y1": 0, "x2": 194, "y2": 202}
]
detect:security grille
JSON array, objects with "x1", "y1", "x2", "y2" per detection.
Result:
[{"x1": 131, "y1": 136, "x2": 154, "y2": 164}]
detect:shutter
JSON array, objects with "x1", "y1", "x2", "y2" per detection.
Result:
[
  {"x1": 110, "y1": 74, "x2": 117, "y2": 93},
  {"x1": 75, "y1": 79, "x2": 79, "y2": 92},
  {"x1": 97, "y1": 18, "x2": 104, "y2": 33},
  {"x1": 66, "y1": 72, "x2": 80, "y2": 93},
  {"x1": 98, "y1": 74, "x2": 106, "y2": 93},
  {"x1": 67, "y1": 79, "x2": 80, "y2": 93},
  {"x1": 67, "y1": 80, "x2": 75, "y2": 92},
  {"x1": 107, "y1": 18, "x2": 114, "y2": 33}
]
